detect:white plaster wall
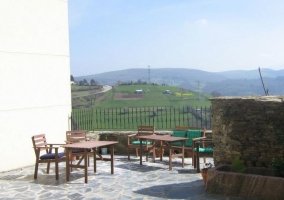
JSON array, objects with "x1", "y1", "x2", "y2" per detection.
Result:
[{"x1": 0, "y1": 0, "x2": 71, "y2": 171}]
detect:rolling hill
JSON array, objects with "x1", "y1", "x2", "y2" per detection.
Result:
[{"x1": 74, "y1": 68, "x2": 284, "y2": 96}]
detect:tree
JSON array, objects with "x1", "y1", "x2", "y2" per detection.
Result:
[
  {"x1": 83, "y1": 79, "x2": 88, "y2": 85},
  {"x1": 70, "y1": 75, "x2": 74, "y2": 81},
  {"x1": 211, "y1": 91, "x2": 221, "y2": 97},
  {"x1": 79, "y1": 80, "x2": 84, "y2": 86},
  {"x1": 90, "y1": 79, "x2": 97, "y2": 85},
  {"x1": 137, "y1": 79, "x2": 143, "y2": 85}
]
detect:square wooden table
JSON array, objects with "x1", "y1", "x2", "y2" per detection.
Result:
[
  {"x1": 62, "y1": 141, "x2": 118, "y2": 183},
  {"x1": 137, "y1": 135, "x2": 187, "y2": 170}
]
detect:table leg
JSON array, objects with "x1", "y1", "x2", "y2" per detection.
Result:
[
  {"x1": 153, "y1": 143, "x2": 156, "y2": 163},
  {"x1": 93, "y1": 148, "x2": 97, "y2": 173},
  {"x1": 182, "y1": 140, "x2": 185, "y2": 168},
  {"x1": 139, "y1": 140, "x2": 143, "y2": 165},
  {"x1": 192, "y1": 142, "x2": 195, "y2": 166},
  {"x1": 197, "y1": 145, "x2": 200, "y2": 173},
  {"x1": 66, "y1": 148, "x2": 70, "y2": 181},
  {"x1": 84, "y1": 149, "x2": 88, "y2": 183},
  {"x1": 169, "y1": 144, "x2": 172, "y2": 170},
  {"x1": 193, "y1": 141, "x2": 197, "y2": 168},
  {"x1": 110, "y1": 145, "x2": 114, "y2": 174}
]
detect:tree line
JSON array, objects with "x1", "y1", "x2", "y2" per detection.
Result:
[{"x1": 71, "y1": 75, "x2": 99, "y2": 86}]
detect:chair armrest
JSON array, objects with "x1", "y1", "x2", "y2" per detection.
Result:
[
  {"x1": 47, "y1": 143, "x2": 66, "y2": 146},
  {"x1": 192, "y1": 137, "x2": 206, "y2": 141},
  {"x1": 34, "y1": 146, "x2": 60, "y2": 150},
  {"x1": 127, "y1": 134, "x2": 137, "y2": 138},
  {"x1": 34, "y1": 146, "x2": 61, "y2": 154},
  {"x1": 192, "y1": 138, "x2": 213, "y2": 149},
  {"x1": 127, "y1": 134, "x2": 137, "y2": 145}
]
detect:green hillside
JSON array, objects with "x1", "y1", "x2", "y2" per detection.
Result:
[
  {"x1": 93, "y1": 84, "x2": 211, "y2": 108},
  {"x1": 73, "y1": 68, "x2": 284, "y2": 96}
]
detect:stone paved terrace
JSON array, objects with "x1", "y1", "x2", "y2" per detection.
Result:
[{"x1": 0, "y1": 155, "x2": 245, "y2": 200}]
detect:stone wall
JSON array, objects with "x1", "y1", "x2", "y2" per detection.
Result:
[
  {"x1": 211, "y1": 96, "x2": 284, "y2": 168},
  {"x1": 87, "y1": 130, "x2": 212, "y2": 155}
]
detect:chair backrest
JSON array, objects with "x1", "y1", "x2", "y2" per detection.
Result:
[
  {"x1": 174, "y1": 126, "x2": 193, "y2": 131},
  {"x1": 137, "y1": 126, "x2": 155, "y2": 136},
  {"x1": 66, "y1": 130, "x2": 87, "y2": 143},
  {"x1": 172, "y1": 126, "x2": 189, "y2": 138},
  {"x1": 32, "y1": 134, "x2": 48, "y2": 155},
  {"x1": 171, "y1": 126, "x2": 206, "y2": 147},
  {"x1": 174, "y1": 126, "x2": 206, "y2": 136}
]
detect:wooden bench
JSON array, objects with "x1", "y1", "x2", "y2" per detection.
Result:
[{"x1": 160, "y1": 126, "x2": 206, "y2": 165}]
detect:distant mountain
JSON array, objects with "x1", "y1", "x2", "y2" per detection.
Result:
[
  {"x1": 75, "y1": 68, "x2": 228, "y2": 85},
  {"x1": 218, "y1": 68, "x2": 284, "y2": 79},
  {"x1": 74, "y1": 68, "x2": 284, "y2": 96}
]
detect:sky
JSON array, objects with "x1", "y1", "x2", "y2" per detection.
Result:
[{"x1": 68, "y1": 0, "x2": 284, "y2": 76}]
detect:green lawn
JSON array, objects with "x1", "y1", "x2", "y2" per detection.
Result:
[
  {"x1": 71, "y1": 84, "x2": 212, "y2": 130},
  {"x1": 93, "y1": 85, "x2": 212, "y2": 108}
]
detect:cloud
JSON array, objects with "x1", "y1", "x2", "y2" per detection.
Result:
[
  {"x1": 195, "y1": 19, "x2": 208, "y2": 25},
  {"x1": 258, "y1": 53, "x2": 272, "y2": 58}
]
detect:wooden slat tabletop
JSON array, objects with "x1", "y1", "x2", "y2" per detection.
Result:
[{"x1": 61, "y1": 141, "x2": 118, "y2": 149}]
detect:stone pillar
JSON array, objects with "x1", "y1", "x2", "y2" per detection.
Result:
[{"x1": 211, "y1": 96, "x2": 284, "y2": 167}]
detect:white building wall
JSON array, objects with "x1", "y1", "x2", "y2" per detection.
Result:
[{"x1": 0, "y1": 0, "x2": 71, "y2": 171}]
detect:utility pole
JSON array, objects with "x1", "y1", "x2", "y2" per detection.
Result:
[
  {"x1": 148, "y1": 65, "x2": 151, "y2": 84},
  {"x1": 258, "y1": 67, "x2": 269, "y2": 96},
  {"x1": 198, "y1": 81, "x2": 201, "y2": 100}
]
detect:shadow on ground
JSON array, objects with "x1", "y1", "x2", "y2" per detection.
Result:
[{"x1": 133, "y1": 180, "x2": 206, "y2": 199}]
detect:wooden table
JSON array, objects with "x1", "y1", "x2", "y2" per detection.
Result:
[
  {"x1": 137, "y1": 135, "x2": 187, "y2": 170},
  {"x1": 61, "y1": 141, "x2": 118, "y2": 183}
]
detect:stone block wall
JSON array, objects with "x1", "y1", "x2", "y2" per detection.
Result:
[
  {"x1": 211, "y1": 96, "x2": 284, "y2": 168},
  {"x1": 87, "y1": 130, "x2": 212, "y2": 155},
  {"x1": 87, "y1": 131, "x2": 171, "y2": 155}
]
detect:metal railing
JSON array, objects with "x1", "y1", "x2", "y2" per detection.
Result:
[{"x1": 71, "y1": 106, "x2": 211, "y2": 131}]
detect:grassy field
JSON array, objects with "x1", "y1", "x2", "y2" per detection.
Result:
[
  {"x1": 71, "y1": 85, "x2": 103, "y2": 108},
  {"x1": 93, "y1": 84, "x2": 212, "y2": 108},
  {"x1": 71, "y1": 84, "x2": 212, "y2": 130},
  {"x1": 72, "y1": 106, "x2": 211, "y2": 130}
]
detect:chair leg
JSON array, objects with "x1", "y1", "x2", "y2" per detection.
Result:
[
  {"x1": 47, "y1": 162, "x2": 50, "y2": 174},
  {"x1": 203, "y1": 156, "x2": 206, "y2": 164},
  {"x1": 127, "y1": 148, "x2": 130, "y2": 160},
  {"x1": 135, "y1": 148, "x2": 139, "y2": 157},
  {"x1": 146, "y1": 151, "x2": 148, "y2": 162},
  {"x1": 55, "y1": 161, "x2": 59, "y2": 180},
  {"x1": 70, "y1": 160, "x2": 73, "y2": 172},
  {"x1": 34, "y1": 161, "x2": 39, "y2": 179}
]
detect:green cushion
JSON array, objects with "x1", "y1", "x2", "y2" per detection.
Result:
[
  {"x1": 172, "y1": 130, "x2": 187, "y2": 137},
  {"x1": 131, "y1": 140, "x2": 153, "y2": 145},
  {"x1": 171, "y1": 130, "x2": 187, "y2": 146},
  {"x1": 194, "y1": 147, "x2": 213, "y2": 154},
  {"x1": 185, "y1": 130, "x2": 202, "y2": 147}
]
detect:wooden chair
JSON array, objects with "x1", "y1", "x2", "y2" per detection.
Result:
[
  {"x1": 161, "y1": 126, "x2": 206, "y2": 165},
  {"x1": 127, "y1": 126, "x2": 155, "y2": 161},
  {"x1": 66, "y1": 130, "x2": 96, "y2": 166},
  {"x1": 31, "y1": 134, "x2": 66, "y2": 180},
  {"x1": 193, "y1": 138, "x2": 213, "y2": 172}
]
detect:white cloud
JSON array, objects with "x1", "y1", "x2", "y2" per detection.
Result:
[
  {"x1": 195, "y1": 19, "x2": 208, "y2": 25},
  {"x1": 258, "y1": 53, "x2": 272, "y2": 58}
]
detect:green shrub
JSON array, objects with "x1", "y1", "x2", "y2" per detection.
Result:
[
  {"x1": 271, "y1": 157, "x2": 284, "y2": 177},
  {"x1": 231, "y1": 156, "x2": 246, "y2": 173}
]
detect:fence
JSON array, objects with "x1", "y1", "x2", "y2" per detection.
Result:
[{"x1": 71, "y1": 106, "x2": 211, "y2": 131}]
